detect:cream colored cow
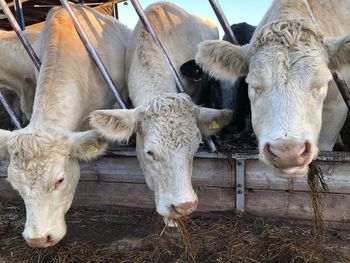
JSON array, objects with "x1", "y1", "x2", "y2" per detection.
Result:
[
  {"x1": 0, "y1": 5, "x2": 131, "y2": 247},
  {"x1": 196, "y1": 0, "x2": 350, "y2": 178},
  {"x1": 90, "y1": 2, "x2": 231, "y2": 223},
  {"x1": 0, "y1": 30, "x2": 38, "y2": 122}
]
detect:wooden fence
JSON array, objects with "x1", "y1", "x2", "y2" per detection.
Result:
[{"x1": 1, "y1": 147, "x2": 350, "y2": 228}]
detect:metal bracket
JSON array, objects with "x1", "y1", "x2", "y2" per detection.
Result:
[{"x1": 235, "y1": 158, "x2": 245, "y2": 214}]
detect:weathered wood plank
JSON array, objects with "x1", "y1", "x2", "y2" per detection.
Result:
[
  {"x1": 245, "y1": 160, "x2": 350, "y2": 193},
  {"x1": 0, "y1": 156, "x2": 233, "y2": 188},
  {"x1": 79, "y1": 156, "x2": 233, "y2": 187},
  {"x1": 0, "y1": 178, "x2": 234, "y2": 212},
  {"x1": 74, "y1": 182, "x2": 235, "y2": 212},
  {"x1": 2, "y1": 154, "x2": 350, "y2": 194},
  {"x1": 246, "y1": 190, "x2": 350, "y2": 223},
  {"x1": 1, "y1": 178, "x2": 349, "y2": 224}
]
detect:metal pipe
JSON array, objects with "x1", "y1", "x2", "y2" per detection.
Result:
[
  {"x1": 58, "y1": 0, "x2": 127, "y2": 109},
  {"x1": 208, "y1": 0, "x2": 239, "y2": 45},
  {"x1": 129, "y1": 0, "x2": 185, "y2": 93},
  {"x1": 13, "y1": 0, "x2": 25, "y2": 30},
  {"x1": 0, "y1": 92, "x2": 22, "y2": 129},
  {"x1": 302, "y1": 0, "x2": 350, "y2": 112},
  {"x1": 333, "y1": 73, "x2": 350, "y2": 111},
  {"x1": 130, "y1": 0, "x2": 217, "y2": 152},
  {"x1": 0, "y1": 0, "x2": 41, "y2": 71}
]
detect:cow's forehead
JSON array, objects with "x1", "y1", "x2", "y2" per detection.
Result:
[
  {"x1": 252, "y1": 19, "x2": 324, "y2": 49},
  {"x1": 139, "y1": 94, "x2": 201, "y2": 151},
  {"x1": 8, "y1": 130, "x2": 70, "y2": 158},
  {"x1": 248, "y1": 40, "x2": 329, "y2": 89},
  {"x1": 7, "y1": 131, "x2": 70, "y2": 189}
]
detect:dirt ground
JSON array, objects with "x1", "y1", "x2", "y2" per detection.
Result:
[{"x1": 1, "y1": 202, "x2": 350, "y2": 263}]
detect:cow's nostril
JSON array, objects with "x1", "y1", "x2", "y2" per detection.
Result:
[
  {"x1": 47, "y1": 235, "x2": 52, "y2": 242},
  {"x1": 173, "y1": 201, "x2": 198, "y2": 216},
  {"x1": 264, "y1": 143, "x2": 277, "y2": 160},
  {"x1": 302, "y1": 141, "x2": 311, "y2": 157}
]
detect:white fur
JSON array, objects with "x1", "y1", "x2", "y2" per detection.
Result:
[
  {"x1": 0, "y1": 5, "x2": 131, "y2": 247},
  {"x1": 196, "y1": 0, "x2": 350, "y2": 178},
  {"x1": 91, "y1": 2, "x2": 231, "y2": 219},
  {"x1": 0, "y1": 30, "x2": 39, "y2": 121}
]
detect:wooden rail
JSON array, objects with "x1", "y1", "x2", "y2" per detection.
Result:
[{"x1": 1, "y1": 148, "x2": 350, "y2": 228}]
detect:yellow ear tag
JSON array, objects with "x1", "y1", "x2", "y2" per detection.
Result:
[
  {"x1": 209, "y1": 120, "x2": 220, "y2": 130},
  {"x1": 87, "y1": 145, "x2": 98, "y2": 154}
]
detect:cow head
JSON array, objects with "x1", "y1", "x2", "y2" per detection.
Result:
[
  {"x1": 0, "y1": 128, "x2": 107, "y2": 247},
  {"x1": 90, "y1": 93, "x2": 231, "y2": 220},
  {"x1": 196, "y1": 19, "x2": 350, "y2": 178}
]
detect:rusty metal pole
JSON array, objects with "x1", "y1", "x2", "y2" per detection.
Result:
[
  {"x1": 59, "y1": 0, "x2": 127, "y2": 109},
  {"x1": 0, "y1": 0, "x2": 41, "y2": 71},
  {"x1": 208, "y1": 0, "x2": 239, "y2": 45}
]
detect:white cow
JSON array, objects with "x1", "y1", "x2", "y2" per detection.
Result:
[
  {"x1": 196, "y1": 0, "x2": 350, "y2": 178},
  {"x1": 90, "y1": 2, "x2": 231, "y2": 222},
  {"x1": 0, "y1": 6, "x2": 131, "y2": 247},
  {"x1": 0, "y1": 30, "x2": 39, "y2": 122}
]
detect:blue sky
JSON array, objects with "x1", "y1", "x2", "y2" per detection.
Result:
[{"x1": 117, "y1": 0, "x2": 273, "y2": 37}]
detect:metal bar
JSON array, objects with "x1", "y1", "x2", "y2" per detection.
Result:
[
  {"x1": 129, "y1": 0, "x2": 185, "y2": 93},
  {"x1": 58, "y1": 0, "x2": 127, "y2": 109},
  {"x1": 0, "y1": 0, "x2": 41, "y2": 71},
  {"x1": 235, "y1": 159, "x2": 245, "y2": 213},
  {"x1": 0, "y1": 92, "x2": 22, "y2": 129},
  {"x1": 303, "y1": 0, "x2": 350, "y2": 112},
  {"x1": 208, "y1": 0, "x2": 239, "y2": 45},
  {"x1": 13, "y1": 0, "x2": 25, "y2": 30},
  {"x1": 333, "y1": 72, "x2": 350, "y2": 112},
  {"x1": 112, "y1": 0, "x2": 117, "y2": 19},
  {"x1": 130, "y1": 0, "x2": 216, "y2": 152}
]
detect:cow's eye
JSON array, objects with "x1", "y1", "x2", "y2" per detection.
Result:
[
  {"x1": 146, "y1": 150, "x2": 158, "y2": 160},
  {"x1": 250, "y1": 86, "x2": 263, "y2": 94},
  {"x1": 54, "y1": 178, "x2": 64, "y2": 189}
]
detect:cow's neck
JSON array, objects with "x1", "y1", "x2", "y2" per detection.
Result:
[
  {"x1": 258, "y1": 0, "x2": 350, "y2": 37},
  {"x1": 0, "y1": 31, "x2": 37, "y2": 94},
  {"x1": 29, "y1": 40, "x2": 94, "y2": 131}
]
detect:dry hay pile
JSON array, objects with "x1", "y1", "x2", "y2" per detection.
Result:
[{"x1": 1, "y1": 202, "x2": 350, "y2": 263}]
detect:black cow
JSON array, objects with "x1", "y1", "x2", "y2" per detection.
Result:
[{"x1": 181, "y1": 22, "x2": 256, "y2": 133}]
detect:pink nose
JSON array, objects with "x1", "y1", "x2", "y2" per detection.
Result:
[
  {"x1": 26, "y1": 235, "x2": 53, "y2": 248},
  {"x1": 173, "y1": 201, "x2": 198, "y2": 216},
  {"x1": 264, "y1": 141, "x2": 311, "y2": 169}
]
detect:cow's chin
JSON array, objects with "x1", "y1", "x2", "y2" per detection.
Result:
[{"x1": 272, "y1": 165, "x2": 309, "y2": 179}]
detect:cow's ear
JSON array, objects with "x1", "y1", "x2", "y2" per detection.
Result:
[
  {"x1": 180, "y1": 59, "x2": 204, "y2": 81},
  {"x1": 0, "y1": 130, "x2": 10, "y2": 157},
  {"x1": 326, "y1": 35, "x2": 350, "y2": 70},
  {"x1": 89, "y1": 108, "x2": 141, "y2": 143},
  {"x1": 197, "y1": 107, "x2": 232, "y2": 136},
  {"x1": 70, "y1": 130, "x2": 108, "y2": 161},
  {"x1": 195, "y1": 40, "x2": 249, "y2": 82}
]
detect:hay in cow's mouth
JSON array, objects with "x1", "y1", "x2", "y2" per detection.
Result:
[{"x1": 308, "y1": 160, "x2": 329, "y2": 251}]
